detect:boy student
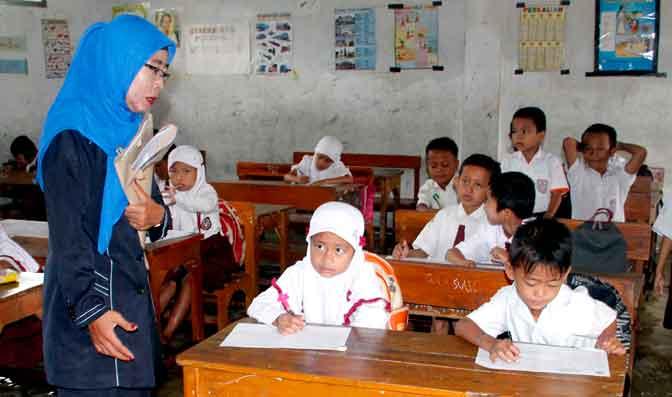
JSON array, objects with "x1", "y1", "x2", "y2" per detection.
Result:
[
  {"x1": 7, "y1": 135, "x2": 38, "y2": 172},
  {"x1": 455, "y1": 218, "x2": 626, "y2": 363},
  {"x1": 501, "y1": 107, "x2": 568, "y2": 218},
  {"x1": 393, "y1": 154, "x2": 501, "y2": 262},
  {"x1": 445, "y1": 172, "x2": 535, "y2": 267},
  {"x1": 416, "y1": 137, "x2": 459, "y2": 211},
  {"x1": 563, "y1": 123, "x2": 647, "y2": 222}
]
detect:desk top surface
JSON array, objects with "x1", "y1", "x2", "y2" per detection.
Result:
[{"x1": 178, "y1": 320, "x2": 625, "y2": 397}]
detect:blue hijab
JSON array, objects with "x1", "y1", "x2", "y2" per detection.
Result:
[{"x1": 37, "y1": 15, "x2": 176, "y2": 253}]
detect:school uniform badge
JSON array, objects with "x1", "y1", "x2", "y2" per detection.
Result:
[
  {"x1": 200, "y1": 216, "x2": 212, "y2": 231},
  {"x1": 536, "y1": 179, "x2": 548, "y2": 194}
]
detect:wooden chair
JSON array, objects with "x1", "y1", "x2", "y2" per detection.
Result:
[
  {"x1": 203, "y1": 201, "x2": 257, "y2": 330},
  {"x1": 624, "y1": 175, "x2": 653, "y2": 224}
]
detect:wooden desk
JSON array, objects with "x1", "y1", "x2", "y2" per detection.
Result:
[
  {"x1": 178, "y1": 320, "x2": 626, "y2": 397},
  {"x1": 374, "y1": 168, "x2": 403, "y2": 250},
  {"x1": 212, "y1": 180, "x2": 362, "y2": 211},
  {"x1": 253, "y1": 204, "x2": 292, "y2": 273},
  {"x1": 0, "y1": 272, "x2": 43, "y2": 332},
  {"x1": 0, "y1": 171, "x2": 35, "y2": 186},
  {"x1": 146, "y1": 234, "x2": 204, "y2": 342}
]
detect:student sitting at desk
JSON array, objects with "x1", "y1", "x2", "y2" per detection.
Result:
[
  {"x1": 248, "y1": 202, "x2": 389, "y2": 334},
  {"x1": 160, "y1": 145, "x2": 233, "y2": 341},
  {"x1": 393, "y1": 154, "x2": 501, "y2": 261},
  {"x1": 284, "y1": 136, "x2": 353, "y2": 185},
  {"x1": 5, "y1": 135, "x2": 38, "y2": 173},
  {"x1": 417, "y1": 137, "x2": 459, "y2": 211},
  {"x1": 446, "y1": 172, "x2": 535, "y2": 267},
  {"x1": 455, "y1": 218, "x2": 626, "y2": 363}
]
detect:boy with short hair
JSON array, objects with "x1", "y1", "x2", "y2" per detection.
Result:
[
  {"x1": 563, "y1": 123, "x2": 647, "y2": 222},
  {"x1": 445, "y1": 172, "x2": 535, "y2": 267},
  {"x1": 416, "y1": 137, "x2": 459, "y2": 211},
  {"x1": 9, "y1": 135, "x2": 38, "y2": 172},
  {"x1": 455, "y1": 218, "x2": 625, "y2": 363},
  {"x1": 501, "y1": 107, "x2": 568, "y2": 218},
  {"x1": 393, "y1": 154, "x2": 501, "y2": 262}
]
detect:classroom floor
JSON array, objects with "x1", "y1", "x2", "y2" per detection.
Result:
[{"x1": 2, "y1": 284, "x2": 672, "y2": 396}]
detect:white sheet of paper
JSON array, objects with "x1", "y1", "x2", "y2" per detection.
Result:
[
  {"x1": 0, "y1": 220, "x2": 49, "y2": 238},
  {"x1": 220, "y1": 323, "x2": 351, "y2": 351},
  {"x1": 385, "y1": 256, "x2": 504, "y2": 270},
  {"x1": 475, "y1": 343, "x2": 610, "y2": 377}
]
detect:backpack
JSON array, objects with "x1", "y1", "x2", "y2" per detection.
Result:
[
  {"x1": 363, "y1": 251, "x2": 409, "y2": 331},
  {"x1": 571, "y1": 208, "x2": 630, "y2": 273}
]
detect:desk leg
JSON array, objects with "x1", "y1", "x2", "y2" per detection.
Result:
[
  {"x1": 379, "y1": 181, "x2": 391, "y2": 251},
  {"x1": 189, "y1": 257, "x2": 205, "y2": 342},
  {"x1": 278, "y1": 210, "x2": 289, "y2": 272},
  {"x1": 182, "y1": 367, "x2": 197, "y2": 396}
]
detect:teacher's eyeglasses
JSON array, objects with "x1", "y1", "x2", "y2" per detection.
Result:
[{"x1": 143, "y1": 63, "x2": 171, "y2": 81}]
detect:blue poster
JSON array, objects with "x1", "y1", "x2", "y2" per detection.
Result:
[
  {"x1": 597, "y1": 0, "x2": 659, "y2": 73},
  {"x1": 0, "y1": 59, "x2": 28, "y2": 74},
  {"x1": 335, "y1": 8, "x2": 376, "y2": 71}
]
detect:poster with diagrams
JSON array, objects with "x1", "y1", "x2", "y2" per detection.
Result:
[
  {"x1": 393, "y1": 5, "x2": 439, "y2": 70},
  {"x1": 335, "y1": 8, "x2": 376, "y2": 71},
  {"x1": 255, "y1": 13, "x2": 293, "y2": 75},
  {"x1": 0, "y1": 34, "x2": 28, "y2": 75},
  {"x1": 185, "y1": 23, "x2": 250, "y2": 75},
  {"x1": 41, "y1": 19, "x2": 73, "y2": 79},
  {"x1": 518, "y1": 5, "x2": 567, "y2": 72}
]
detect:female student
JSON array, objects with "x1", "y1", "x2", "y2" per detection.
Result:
[{"x1": 38, "y1": 15, "x2": 175, "y2": 396}]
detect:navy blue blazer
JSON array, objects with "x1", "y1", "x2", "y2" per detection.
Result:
[{"x1": 41, "y1": 131, "x2": 170, "y2": 389}]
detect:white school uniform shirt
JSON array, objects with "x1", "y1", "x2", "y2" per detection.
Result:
[
  {"x1": 413, "y1": 204, "x2": 488, "y2": 261},
  {"x1": 168, "y1": 146, "x2": 222, "y2": 239},
  {"x1": 0, "y1": 224, "x2": 40, "y2": 272},
  {"x1": 468, "y1": 284, "x2": 617, "y2": 349},
  {"x1": 653, "y1": 198, "x2": 672, "y2": 239},
  {"x1": 291, "y1": 154, "x2": 351, "y2": 184},
  {"x1": 416, "y1": 179, "x2": 458, "y2": 209},
  {"x1": 454, "y1": 222, "x2": 512, "y2": 263},
  {"x1": 500, "y1": 149, "x2": 568, "y2": 214},
  {"x1": 567, "y1": 157, "x2": 636, "y2": 222},
  {"x1": 247, "y1": 254, "x2": 389, "y2": 329}
]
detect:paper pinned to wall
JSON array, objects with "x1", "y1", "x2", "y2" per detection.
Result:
[
  {"x1": 394, "y1": 5, "x2": 440, "y2": 69},
  {"x1": 0, "y1": 59, "x2": 28, "y2": 74},
  {"x1": 255, "y1": 13, "x2": 293, "y2": 75},
  {"x1": 153, "y1": 9, "x2": 181, "y2": 47},
  {"x1": 0, "y1": 35, "x2": 27, "y2": 53},
  {"x1": 335, "y1": 8, "x2": 376, "y2": 71},
  {"x1": 220, "y1": 323, "x2": 351, "y2": 351},
  {"x1": 475, "y1": 343, "x2": 611, "y2": 377},
  {"x1": 185, "y1": 23, "x2": 250, "y2": 75},
  {"x1": 41, "y1": 19, "x2": 73, "y2": 79},
  {"x1": 112, "y1": 2, "x2": 150, "y2": 19}
]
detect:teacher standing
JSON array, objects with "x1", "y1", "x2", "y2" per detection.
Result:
[{"x1": 37, "y1": 15, "x2": 175, "y2": 396}]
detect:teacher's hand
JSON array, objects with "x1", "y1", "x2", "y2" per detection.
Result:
[
  {"x1": 125, "y1": 180, "x2": 165, "y2": 230},
  {"x1": 89, "y1": 310, "x2": 137, "y2": 361}
]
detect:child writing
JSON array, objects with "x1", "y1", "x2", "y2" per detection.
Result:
[
  {"x1": 563, "y1": 123, "x2": 647, "y2": 222},
  {"x1": 455, "y1": 218, "x2": 626, "y2": 363},
  {"x1": 285, "y1": 136, "x2": 353, "y2": 185},
  {"x1": 160, "y1": 145, "x2": 233, "y2": 341},
  {"x1": 393, "y1": 154, "x2": 501, "y2": 262},
  {"x1": 501, "y1": 107, "x2": 568, "y2": 218},
  {"x1": 7, "y1": 135, "x2": 38, "y2": 173},
  {"x1": 247, "y1": 202, "x2": 389, "y2": 333},
  {"x1": 446, "y1": 172, "x2": 535, "y2": 267},
  {"x1": 417, "y1": 137, "x2": 459, "y2": 211}
]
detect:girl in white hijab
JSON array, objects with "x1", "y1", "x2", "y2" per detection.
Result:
[
  {"x1": 248, "y1": 201, "x2": 389, "y2": 333},
  {"x1": 161, "y1": 145, "x2": 235, "y2": 340},
  {"x1": 285, "y1": 136, "x2": 353, "y2": 185}
]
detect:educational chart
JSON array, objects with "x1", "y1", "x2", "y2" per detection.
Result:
[
  {"x1": 518, "y1": 6, "x2": 567, "y2": 72},
  {"x1": 596, "y1": 0, "x2": 659, "y2": 73},
  {"x1": 394, "y1": 5, "x2": 439, "y2": 70},
  {"x1": 41, "y1": 19, "x2": 73, "y2": 79},
  {"x1": 335, "y1": 8, "x2": 376, "y2": 71},
  {"x1": 112, "y1": 2, "x2": 150, "y2": 19},
  {"x1": 185, "y1": 23, "x2": 250, "y2": 75},
  {"x1": 0, "y1": 35, "x2": 27, "y2": 53},
  {"x1": 255, "y1": 14, "x2": 293, "y2": 75},
  {"x1": 0, "y1": 34, "x2": 28, "y2": 75},
  {"x1": 154, "y1": 9, "x2": 180, "y2": 47}
]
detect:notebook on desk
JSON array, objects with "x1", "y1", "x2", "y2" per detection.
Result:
[{"x1": 220, "y1": 322, "x2": 351, "y2": 351}]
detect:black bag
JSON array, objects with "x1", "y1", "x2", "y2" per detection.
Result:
[{"x1": 571, "y1": 208, "x2": 630, "y2": 273}]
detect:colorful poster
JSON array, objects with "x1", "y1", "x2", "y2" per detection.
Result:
[
  {"x1": 518, "y1": 6, "x2": 567, "y2": 72},
  {"x1": 0, "y1": 59, "x2": 28, "y2": 75},
  {"x1": 41, "y1": 19, "x2": 73, "y2": 79},
  {"x1": 394, "y1": 5, "x2": 439, "y2": 69},
  {"x1": 154, "y1": 9, "x2": 180, "y2": 47},
  {"x1": 596, "y1": 0, "x2": 659, "y2": 73},
  {"x1": 112, "y1": 2, "x2": 150, "y2": 19},
  {"x1": 185, "y1": 23, "x2": 250, "y2": 75},
  {"x1": 335, "y1": 8, "x2": 375, "y2": 71},
  {"x1": 255, "y1": 13, "x2": 293, "y2": 75},
  {"x1": 0, "y1": 35, "x2": 27, "y2": 53}
]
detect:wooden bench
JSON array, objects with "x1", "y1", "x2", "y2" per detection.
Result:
[{"x1": 394, "y1": 209, "x2": 652, "y2": 273}]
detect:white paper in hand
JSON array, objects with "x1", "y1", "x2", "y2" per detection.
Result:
[
  {"x1": 131, "y1": 124, "x2": 177, "y2": 172},
  {"x1": 220, "y1": 323, "x2": 351, "y2": 351},
  {"x1": 475, "y1": 342, "x2": 610, "y2": 377}
]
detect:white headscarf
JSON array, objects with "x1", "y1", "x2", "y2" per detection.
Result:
[
  {"x1": 314, "y1": 135, "x2": 344, "y2": 163},
  {"x1": 168, "y1": 145, "x2": 206, "y2": 202},
  {"x1": 0, "y1": 225, "x2": 41, "y2": 272}
]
